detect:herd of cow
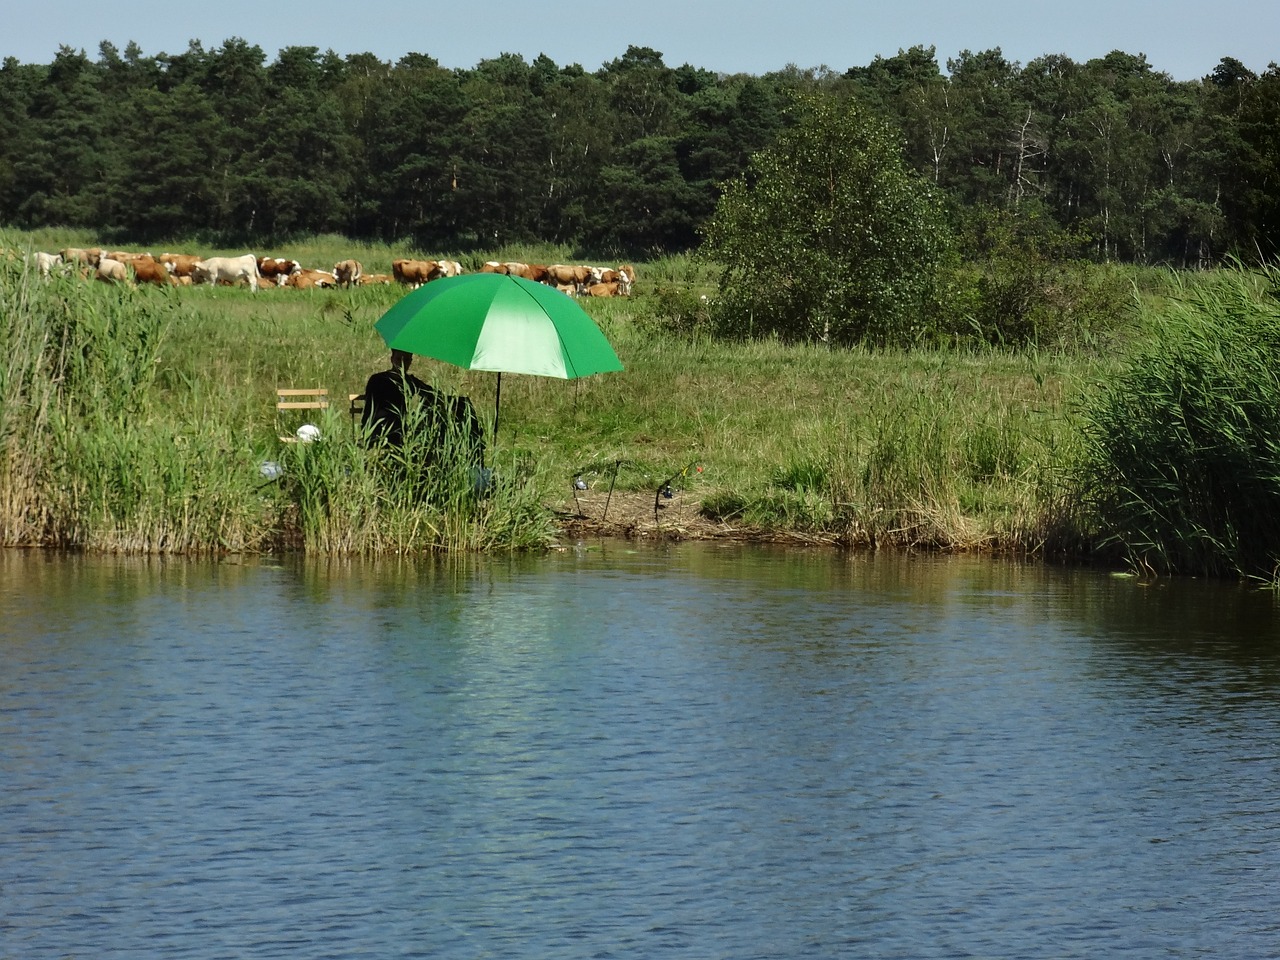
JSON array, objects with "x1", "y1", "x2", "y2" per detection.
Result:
[{"x1": 26, "y1": 247, "x2": 637, "y2": 297}]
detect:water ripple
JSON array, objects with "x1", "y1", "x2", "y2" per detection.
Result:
[{"x1": 3, "y1": 550, "x2": 1280, "y2": 959}]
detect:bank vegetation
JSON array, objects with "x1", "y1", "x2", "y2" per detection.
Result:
[{"x1": 5, "y1": 231, "x2": 1280, "y2": 581}]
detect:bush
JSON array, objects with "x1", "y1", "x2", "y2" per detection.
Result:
[
  {"x1": 699, "y1": 93, "x2": 949, "y2": 347},
  {"x1": 936, "y1": 208, "x2": 1135, "y2": 350}
]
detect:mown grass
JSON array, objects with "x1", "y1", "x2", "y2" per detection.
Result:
[{"x1": 9, "y1": 227, "x2": 1275, "y2": 575}]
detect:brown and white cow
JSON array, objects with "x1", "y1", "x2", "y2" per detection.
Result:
[
  {"x1": 504, "y1": 262, "x2": 551, "y2": 283},
  {"x1": 159, "y1": 253, "x2": 202, "y2": 279},
  {"x1": 333, "y1": 259, "x2": 363, "y2": 287},
  {"x1": 286, "y1": 268, "x2": 338, "y2": 289},
  {"x1": 129, "y1": 255, "x2": 175, "y2": 286},
  {"x1": 257, "y1": 257, "x2": 301, "y2": 285},
  {"x1": 392, "y1": 258, "x2": 443, "y2": 287},
  {"x1": 583, "y1": 281, "x2": 622, "y2": 297},
  {"x1": 105, "y1": 250, "x2": 149, "y2": 264},
  {"x1": 545, "y1": 264, "x2": 593, "y2": 287}
]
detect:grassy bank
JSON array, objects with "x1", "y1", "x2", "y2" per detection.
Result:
[{"x1": 1, "y1": 228, "x2": 1247, "y2": 568}]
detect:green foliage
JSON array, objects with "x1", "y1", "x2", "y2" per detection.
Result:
[
  {"x1": 938, "y1": 208, "x2": 1136, "y2": 349},
  {"x1": 0, "y1": 42, "x2": 1277, "y2": 265},
  {"x1": 700, "y1": 93, "x2": 949, "y2": 346},
  {"x1": 1072, "y1": 264, "x2": 1280, "y2": 578}
]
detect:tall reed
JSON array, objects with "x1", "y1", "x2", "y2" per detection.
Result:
[
  {"x1": 0, "y1": 258, "x2": 56, "y2": 545},
  {"x1": 1072, "y1": 265, "x2": 1280, "y2": 578},
  {"x1": 276, "y1": 400, "x2": 555, "y2": 553}
]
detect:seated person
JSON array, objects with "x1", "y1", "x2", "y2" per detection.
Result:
[
  {"x1": 361, "y1": 350, "x2": 485, "y2": 466},
  {"x1": 361, "y1": 349, "x2": 438, "y2": 448}
]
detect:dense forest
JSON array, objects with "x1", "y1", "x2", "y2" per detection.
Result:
[{"x1": 1, "y1": 39, "x2": 1277, "y2": 264}]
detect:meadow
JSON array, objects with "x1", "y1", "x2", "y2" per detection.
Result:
[{"x1": 7, "y1": 229, "x2": 1276, "y2": 577}]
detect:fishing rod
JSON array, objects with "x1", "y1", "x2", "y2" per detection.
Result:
[
  {"x1": 572, "y1": 458, "x2": 626, "y2": 521},
  {"x1": 654, "y1": 459, "x2": 701, "y2": 526}
]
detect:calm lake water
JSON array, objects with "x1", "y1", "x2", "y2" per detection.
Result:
[{"x1": 3, "y1": 545, "x2": 1280, "y2": 959}]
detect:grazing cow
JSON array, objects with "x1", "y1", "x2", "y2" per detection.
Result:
[
  {"x1": 436, "y1": 259, "x2": 464, "y2": 278},
  {"x1": 33, "y1": 251, "x2": 63, "y2": 278},
  {"x1": 192, "y1": 254, "x2": 260, "y2": 290},
  {"x1": 481, "y1": 261, "x2": 536, "y2": 277},
  {"x1": 159, "y1": 253, "x2": 202, "y2": 278},
  {"x1": 129, "y1": 255, "x2": 175, "y2": 286},
  {"x1": 545, "y1": 264, "x2": 593, "y2": 287},
  {"x1": 501, "y1": 262, "x2": 549, "y2": 283},
  {"x1": 105, "y1": 250, "x2": 149, "y2": 264},
  {"x1": 498, "y1": 261, "x2": 529, "y2": 279},
  {"x1": 392, "y1": 258, "x2": 443, "y2": 287},
  {"x1": 96, "y1": 257, "x2": 132, "y2": 284},
  {"x1": 257, "y1": 257, "x2": 301, "y2": 285},
  {"x1": 333, "y1": 259, "x2": 363, "y2": 287},
  {"x1": 61, "y1": 247, "x2": 101, "y2": 268}
]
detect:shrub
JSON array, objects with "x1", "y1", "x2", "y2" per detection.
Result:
[{"x1": 699, "y1": 93, "x2": 949, "y2": 347}]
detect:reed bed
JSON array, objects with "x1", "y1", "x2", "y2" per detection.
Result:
[{"x1": 1072, "y1": 265, "x2": 1280, "y2": 579}]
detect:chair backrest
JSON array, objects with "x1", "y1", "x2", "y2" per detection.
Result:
[{"x1": 276, "y1": 387, "x2": 329, "y2": 442}]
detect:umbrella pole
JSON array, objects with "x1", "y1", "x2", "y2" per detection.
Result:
[{"x1": 492, "y1": 372, "x2": 502, "y2": 462}]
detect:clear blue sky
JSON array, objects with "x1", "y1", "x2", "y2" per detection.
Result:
[{"x1": 5, "y1": 0, "x2": 1277, "y2": 81}]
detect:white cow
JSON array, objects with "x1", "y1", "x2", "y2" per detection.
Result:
[
  {"x1": 192, "y1": 254, "x2": 260, "y2": 290},
  {"x1": 33, "y1": 251, "x2": 63, "y2": 278},
  {"x1": 95, "y1": 257, "x2": 131, "y2": 284}
]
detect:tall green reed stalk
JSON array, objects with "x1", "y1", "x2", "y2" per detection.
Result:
[
  {"x1": 0, "y1": 257, "x2": 58, "y2": 544},
  {"x1": 1072, "y1": 265, "x2": 1280, "y2": 579}
]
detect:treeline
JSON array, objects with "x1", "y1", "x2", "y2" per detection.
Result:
[{"x1": 1, "y1": 40, "x2": 1277, "y2": 263}]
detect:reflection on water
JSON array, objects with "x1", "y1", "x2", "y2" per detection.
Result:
[{"x1": 3, "y1": 546, "x2": 1280, "y2": 959}]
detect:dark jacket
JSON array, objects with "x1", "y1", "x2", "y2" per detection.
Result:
[
  {"x1": 361, "y1": 368, "x2": 437, "y2": 448},
  {"x1": 360, "y1": 369, "x2": 485, "y2": 465}
]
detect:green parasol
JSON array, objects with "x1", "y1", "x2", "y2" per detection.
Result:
[{"x1": 374, "y1": 272, "x2": 624, "y2": 440}]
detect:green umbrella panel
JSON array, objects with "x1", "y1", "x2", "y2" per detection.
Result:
[{"x1": 375, "y1": 272, "x2": 624, "y2": 378}]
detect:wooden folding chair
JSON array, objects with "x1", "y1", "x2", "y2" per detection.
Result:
[{"x1": 276, "y1": 387, "x2": 329, "y2": 442}]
